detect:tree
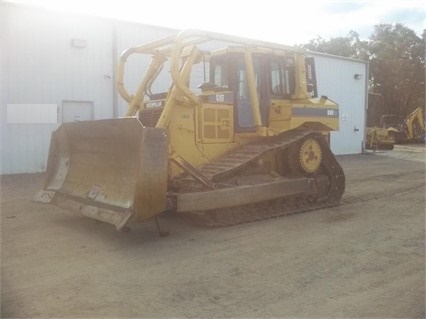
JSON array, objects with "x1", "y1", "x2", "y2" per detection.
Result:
[
  {"x1": 302, "y1": 23, "x2": 425, "y2": 118},
  {"x1": 369, "y1": 23, "x2": 425, "y2": 116},
  {"x1": 302, "y1": 30, "x2": 369, "y2": 60}
]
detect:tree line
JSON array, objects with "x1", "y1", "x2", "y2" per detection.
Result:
[{"x1": 301, "y1": 23, "x2": 425, "y2": 126}]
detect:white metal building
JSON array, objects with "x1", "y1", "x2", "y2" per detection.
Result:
[
  {"x1": 310, "y1": 52, "x2": 368, "y2": 155},
  {"x1": 1, "y1": 3, "x2": 368, "y2": 175}
]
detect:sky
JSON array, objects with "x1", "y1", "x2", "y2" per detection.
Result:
[{"x1": 5, "y1": 0, "x2": 425, "y2": 45}]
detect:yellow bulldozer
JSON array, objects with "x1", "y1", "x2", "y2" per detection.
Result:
[
  {"x1": 365, "y1": 127, "x2": 395, "y2": 150},
  {"x1": 35, "y1": 30, "x2": 345, "y2": 232}
]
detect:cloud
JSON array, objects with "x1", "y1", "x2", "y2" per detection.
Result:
[
  {"x1": 321, "y1": 2, "x2": 368, "y2": 14},
  {"x1": 383, "y1": 7, "x2": 424, "y2": 30},
  {"x1": 309, "y1": 1, "x2": 425, "y2": 41},
  {"x1": 5, "y1": 0, "x2": 425, "y2": 44}
]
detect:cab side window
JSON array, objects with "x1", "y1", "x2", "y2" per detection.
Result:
[
  {"x1": 270, "y1": 58, "x2": 296, "y2": 97},
  {"x1": 213, "y1": 64, "x2": 229, "y2": 88},
  {"x1": 271, "y1": 61, "x2": 283, "y2": 95},
  {"x1": 284, "y1": 57, "x2": 295, "y2": 96}
]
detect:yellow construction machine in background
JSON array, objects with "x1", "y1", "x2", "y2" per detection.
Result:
[
  {"x1": 380, "y1": 107, "x2": 425, "y2": 144},
  {"x1": 35, "y1": 29, "x2": 345, "y2": 232},
  {"x1": 365, "y1": 126, "x2": 395, "y2": 150},
  {"x1": 366, "y1": 107, "x2": 425, "y2": 150}
]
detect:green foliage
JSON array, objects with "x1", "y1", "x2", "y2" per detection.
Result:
[
  {"x1": 303, "y1": 30, "x2": 369, "y2": 60},
  {"x1": 301, "y1": 23, "x2": 425, "y2": 118}
]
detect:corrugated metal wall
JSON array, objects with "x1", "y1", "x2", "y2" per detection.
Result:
[
  {"x1": 1, "y1": 3, "x2": 367, "y2": 174},
  {"x1": 1, "y1": 4, "x2": 114, "y2": 173},
  {"x1": 0, "y1": 4, "x2": 175, "y2": 174},
  {"x1": 311, "y1": 52, "x2": 368, "y2": 155}
]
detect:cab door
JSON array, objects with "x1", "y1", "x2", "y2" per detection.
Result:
[{"x1": 235, "y1": 59, "x2": 255, "y2": 131}]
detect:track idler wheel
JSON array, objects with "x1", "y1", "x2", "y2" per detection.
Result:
[{"x1": 289, "y1": 137, "x2": 322, "y2": 175}]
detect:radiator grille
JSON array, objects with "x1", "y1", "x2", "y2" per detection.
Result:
[{"x1": 138, "y1": 107, "x2": 164, "y2": 127}]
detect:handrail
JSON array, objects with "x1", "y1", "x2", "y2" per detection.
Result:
[
  {"x1": 116, "y1": 35, "x2": 176, "y2": 104},
  {"x1": 116, "y1": 29, "x2": 303, "y2": 118}
]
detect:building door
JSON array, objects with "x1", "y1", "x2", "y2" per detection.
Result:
[{"x1": 62, "y1": 101, "x2": 94, "y2": 123}]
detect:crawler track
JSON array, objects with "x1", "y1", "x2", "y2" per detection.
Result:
[{"x1": 181, "y1": 130, "x2": 345, "y2": 226}]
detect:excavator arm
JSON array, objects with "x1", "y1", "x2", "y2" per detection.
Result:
[{"x1": 405, "y1": 107, "x2": 425, "y2": 140}]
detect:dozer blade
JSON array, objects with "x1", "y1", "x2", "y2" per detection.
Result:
[{"x1": 35, "y1": 118, "x2": 168, "y2": 230}]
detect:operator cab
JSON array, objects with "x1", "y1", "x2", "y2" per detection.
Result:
[{"x1": 199, "y1": 50, "x2": 317, "y2": 132}]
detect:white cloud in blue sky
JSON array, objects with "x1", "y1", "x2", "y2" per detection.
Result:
[{"x1": 5, "y1": 0, "x2": 425, "y2": 45}]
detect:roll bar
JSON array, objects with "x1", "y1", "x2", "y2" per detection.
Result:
[{"x1": 116, "y1": 29, "x2": 302, "y2": 117}]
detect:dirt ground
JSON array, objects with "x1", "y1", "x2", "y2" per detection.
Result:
[{"x1": 1, "y1": 145, "x2": 425, "y2": 318}]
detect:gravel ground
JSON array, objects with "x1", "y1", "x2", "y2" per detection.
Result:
[{"x1": 1, "y1": 145, "x2": 425, "y2": 318}]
